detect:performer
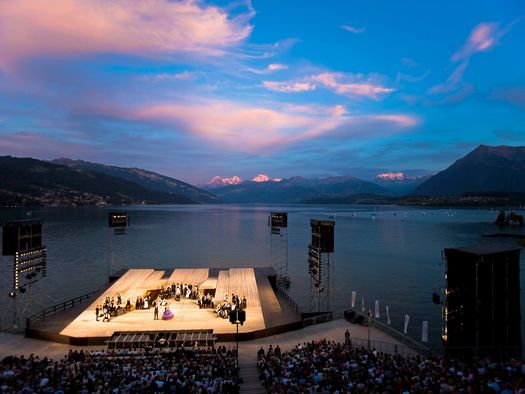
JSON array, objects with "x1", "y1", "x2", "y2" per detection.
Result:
[
  {"x1": 162, "y1": 306, "x2": 174, "y2": 320},
  {"x1": 154, "y1": 303, "x2": 159, "y2": 320}
]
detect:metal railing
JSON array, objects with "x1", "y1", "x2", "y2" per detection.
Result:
[
  {"x1": 341, "y1": 309, "x2": 436, "y2": 357},
  {"x1": 276, "y1": 286, "x2": 300, "y2": 314},
  {"x1": 27, "y1": 289, "x2": 101, "y2": 326},
  {"x1": 350, "y1": 336, "x2": 421, "y2": 358}
]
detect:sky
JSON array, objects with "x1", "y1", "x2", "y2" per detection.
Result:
[{"x1": 0, "y1": 0, "x2": 524, "y2": 184}]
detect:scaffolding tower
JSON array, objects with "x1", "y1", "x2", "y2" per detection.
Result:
[
  {"x1": 1, "y1": 220, "x2": 47, "y2": 332},
  {"x1": 269, "y1": 212, "x2": 290, "y2": 288},
  {"x1": 107, "y1": 212, "x2": 129, "y2": 281},
  {"x1": 308, "y1": 219, "x2": 335, "y2": 313}
]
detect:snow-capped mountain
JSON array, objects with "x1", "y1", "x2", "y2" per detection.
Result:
[
  {"x1": 208, "y1": 175, "x2": 244, "y2": 186},
  {"x1": 374, "y1": 172, "x2": 428, "y2": 195},
  {"x1": 206, "y1": 174, "x2": 281, "y2": 187},
  {"x1": 251, "y1": 174, "x2": 282, "y2": 182},
  {"x1": 375, "y1": 172, "x2": 419, "y2": 181}
]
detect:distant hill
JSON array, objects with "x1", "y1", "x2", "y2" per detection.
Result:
[
  {"x1": 0, "y1": 156, "x2": 195, "y2": 206},
  {"x1": 412, "y1": 145, "x2": 525, "y2": 196},
  {"x1": 299, "y1": 193, "x2": 391, "y2": 204},
  {"x1": 53, "y1": 158, "x2": 218, "y2": 204},
  {"x1": 212, "y1": 175, "x2": 386, "y2": 203}
]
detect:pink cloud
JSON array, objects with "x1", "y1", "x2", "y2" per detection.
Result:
[
  {"x1": 262, "y1": 81, "x2": 316, "y2": 93},
  {"x1": 309, "y1": 72, "x2": 394, "y2": 99},
  {"x1": 428, "y1": 61, "x2": 469, "y2": 94},
  {"x1": 429, "y1": 20, "x2": 520, "y2": 96},
  {"x1": 368, "y1": 114, "x2": 419, "y2": 127},
  {"x1": 0, "y1": 0, "x2": 253, "y2": 70},
  {"x1": 145, "y1": 71, "x2": 200, "y2": 82},
  {"x1": 327, "y1": 105, "x2": 348, "y2": 117},
  {"x1": 84, "y1": 98, "x2": 417, "y2": 153},
  {"x1": 131, "y1": 100, "x2": 343, "y2": 152},
  {"x1": 245, "y1": 63, "x2": 289, "y2": 75},
  {"x1": 341, "y1": 25, "x2": 366, "y2": 34},
  {"x1": 452, "y1": 23, "x2": 501, "y2": 62},
  {"x1": 268, "y1": 64, "x2": 288, "y2": 71}
]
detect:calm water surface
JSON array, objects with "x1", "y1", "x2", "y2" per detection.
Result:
[{"x1": 1, "y1": 204, "x2": 524, "y2": 348}]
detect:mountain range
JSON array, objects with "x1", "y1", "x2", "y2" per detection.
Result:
[
  {"x1": 206, "y1": 175, "x2": 387, "y2": 203},
  {"x1": 207, "y1": 174, "x2": 281, "y2": 187},
  {"x1": 53, "y1": 158, "x2": 218, "y2": 203},
  {"x1": 0, "y1": 145, "x2": 524, "y2": 206},
  {"x1": 0, "y1": 157, "x2": 206, "y2": 206},
  {"x1": 412, "y1": 145, "x2": 525, "y2": 196}
]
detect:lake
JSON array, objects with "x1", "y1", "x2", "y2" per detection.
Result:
[{"x1": 1, "y1": 204, "x2": 523, "y2": 348}]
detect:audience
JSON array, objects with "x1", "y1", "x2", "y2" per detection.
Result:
[
  {"x1": 1, "y1": 346, "x2": 238, "y2": 393},
  {"x1": 257, "y1": 339, "x2": 525, "y2": 393},
  {"x1": 4, "y1": 336, "x2": 525, "y2": 393}
]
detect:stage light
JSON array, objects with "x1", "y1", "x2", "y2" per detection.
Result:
[{"x1": 8, "y1": 291, "x2": 16, "y2": 298}]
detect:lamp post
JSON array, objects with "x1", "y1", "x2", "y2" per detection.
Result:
[
  {"x1": 229, "y1": 309, "x2": 246, "y2": 392},
  {"x1": 367, "y1": 309, "x2": 372, "y2": 350}
]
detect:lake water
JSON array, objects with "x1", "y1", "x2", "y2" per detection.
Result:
[{"x1": 1, "y1": 204, "x2": 524, "y2": 348}]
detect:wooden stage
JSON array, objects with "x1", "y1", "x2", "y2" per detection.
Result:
[{"x1": 26, "y1": 267, "x2": 303, "y2": 345}]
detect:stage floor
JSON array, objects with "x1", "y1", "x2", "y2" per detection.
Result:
[{"x1": 29, "y1": 267, "x2": 302, "y2": 343}]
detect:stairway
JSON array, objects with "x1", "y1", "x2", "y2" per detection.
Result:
[{"x1": 239, "y1": 362, "x2": 265, "y2": 393}]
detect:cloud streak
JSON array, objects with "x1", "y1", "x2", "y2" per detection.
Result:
[
  {"x1": 262, "y1": 72, "x2": 394, "y2": 99},
  {"x1": 429, "y1": 20, "x2": 519, "y2": 96},
  {"x1": 145, "y1": 71, "x2": 201, "y2": 83},
  {"x1": 78, "y1": 98, "x2": 418, "y2": 154},
  {"x1": 245, "y1": 63, "x2": 289, "y2": 75},
  {"x1": 341, "y1": 25, "x2": 366, "y2": 34},
  {"x1": 0, "y1": 0, "x2": 253, "y2": 70},
  {"x1": 452, "y1": 23, "x2": 502, "y2": 62},
  {"x1": 262, "y1": 81, "x2": 316, "y2": 93},
  {"x1": 310, "y1": 72, "x2": 394, "y2": 99}
]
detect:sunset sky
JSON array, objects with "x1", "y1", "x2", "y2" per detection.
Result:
[{"x1": 0, "y1": 1, "x2": 524, "y2": 184}]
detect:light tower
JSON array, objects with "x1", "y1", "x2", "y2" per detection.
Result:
[
  {"x1": 307, "y1": 219, "x2": 335, "y2": 313},
  {"x1": 107, "y1": 212, "x2": 129, "y2": 281},
  {"x1": 269, "y1": 212, "x2": 290, "y2": 287},
  {"x1": 2, "y1": 220, "x2": 47, "y2": 331}
]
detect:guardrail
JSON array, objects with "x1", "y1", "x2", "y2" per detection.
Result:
[
  {"x1": 276, "y1": 286, "x2": 300, "y2": 314},
  {"x1": 27, "y1": 289, "x2": 101, "y2": 327},
  {"x1": 350, "y1": 336, "x2": 420, "y2": 358},
  {"x1": 342, "y1": 309, "x2": 436, "y2": 357}
]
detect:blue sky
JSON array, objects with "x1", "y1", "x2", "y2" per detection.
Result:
[{"x1": 0, "y1": 0, "x2": 524, "y2": 184}]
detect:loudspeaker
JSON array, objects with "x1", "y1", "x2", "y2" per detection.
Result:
[
  {"x1": 108, "y1": 212, "x2": 128, "y2": 228},
  {"x1": 310, "y1": 219, "x2": 335, "y2": 253},
  {"x1": 238, "y1": 310, "x2": 246, "y2": 325},
  {"x1": 269, "y1": 212, "x2": 287, "y2": 228}
]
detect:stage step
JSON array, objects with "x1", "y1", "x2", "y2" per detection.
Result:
[{"x1": 239, "y1": 362, "x2": 265, "y2": 394}]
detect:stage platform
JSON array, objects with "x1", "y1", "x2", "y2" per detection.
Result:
[{"x1": 26, "y1": 267, "x2": 303, "y2": 345}]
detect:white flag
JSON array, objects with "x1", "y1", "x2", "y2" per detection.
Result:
[
  {"x1": 361, "y1": 296, "x2": 365, "y2": 312},
  {"x1": 351, "y1": 291, "x2": 356, "y2": 308},
  {"x1": 386, "y1": 305, "x2": 391, "y2": 325},
  {"x1": 422, "y1": 321, "x2": 428, "y2": 342},
  {"x1": 404, "y1": 314, "x2": 410, "y2": 334},
  {"x1": 374, "y1": 300, "x2": 380, "y2": 319}
]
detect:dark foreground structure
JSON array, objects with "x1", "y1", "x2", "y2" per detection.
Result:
[{"x1": 443, "y1": 245, "x2": 522, "y2": 359}]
